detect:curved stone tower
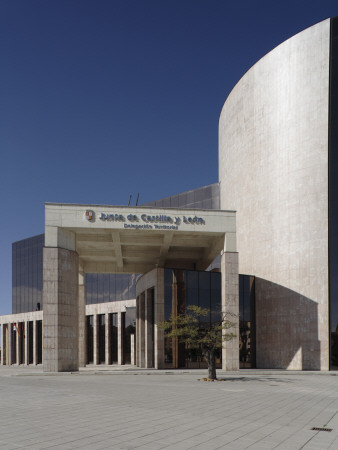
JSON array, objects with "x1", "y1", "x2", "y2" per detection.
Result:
[{"x1": 219, "y1": 18, "x2": 337, "y2": 370}]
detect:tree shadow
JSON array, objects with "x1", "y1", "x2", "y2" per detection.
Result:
[{"x1": 216, "y1": 376, "x2": 295, "y2": 383}]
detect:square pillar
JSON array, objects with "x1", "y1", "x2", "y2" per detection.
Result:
[
  {"x1": 145, "y1": 289, "x2": 154, "y2": 368},
  {"x1": 136, "y1": 296, "x2": 140, "y2": 366},
  {"x1": 138, "y1": 294, "x2": 145, "y2": 368},
  {"x1": 78, "y1": 272, "x2": 86, "y2": 368},
  {"x1": 43, "y1": 247, "x2": 79, "y2": 372},
  {"x1": 130, "y1": 333, "x2": 135, "y2": 365},
  {"x1": 25, "y1": 321, "x2": 29, "y2": 366},
  {"x1": 16, "y1": 324, "x2": 20, "y2": 366},
  {"x1": 105, "y1": 313, "x2": 111, "y2": 365},
  {"x1": 221, "y1": 251, "x2": 239, "y2": 371},
  {"x1": 1, "y1": 325, "x2": 5, "y2": 365},
  {"x1": 93, "y1": 314, "x2": 99, "y2": 365},
  {"x1": 118, "y1": 312, "x2": 123, "y2": 365},
  {"x1": 8, "y1": 324, "x2": 12, "y2": 365},
  {"x1": 154, "y1": 269, "x2": 165, "y2": 369},
  {"x1": 33, "y1": 321, "x2": 37, "y2": 365}
]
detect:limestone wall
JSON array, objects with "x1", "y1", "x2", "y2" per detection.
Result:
[{"x1": 219, "y1": 19, "x2": 331, "y2": 369}]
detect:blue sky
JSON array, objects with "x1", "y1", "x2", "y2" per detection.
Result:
[{"x1": 0, "y1": 0, "x2": 337, "y2": 315}]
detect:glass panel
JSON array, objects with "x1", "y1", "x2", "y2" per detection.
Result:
[
  {"x1": 86, "y1": 316, "x2": 94, "y2": 364},
  {"x1": 12, "y1": 327, "x2": 16, "y2": 364},
  {"x1": 239, "y1": 275, "x2": 256, "y2": 369},
  {"x1": 28, "y1": 322, "x2": 33, "y2": 364},
  {"x1": 170, "y1": 195, "x2": 179, "y2": 207},
  {"x1": 124, "y1": 307, "x2": 136, "y2": 364},
  {"x1": 85, "y1": 274, "x2": 92, "y2": 305},
  {"x1": 103, "y1": 275, "x2": 110, "y2": 303},
  {"x1": 121, "y1": 275, "x2": 129, "y2": 300},
  {"x1": 116, "y1": 274, "x2": 123, "y2": 301},
  {"x1": 109, "y1": 274, "x2": 116, "y2": 302},
  {"x1": 97, "y1": 274, "x2": 104, "y2": 303},
  {"x1": 128, "y1": 274, "x2": 139, "y2": 299},
  {"x1": 198, "y1": 272, "x2": 210, "y2": 322},
  {"x1": 164, "y1": 269, "x2": 173, "y2": 320},
  {"x1": 186, "y1": 190, "x2": 195, "y2": 205},
  {"x1": 92, "y1": 274, "x2": 98, "y2": 303},
  {"x1": 185, "y1": 271, "x2": 198, "y2": 308},
  {"x1": 202, "y1": 198, "x2": 212, "y2": 209},
  {"x1": 98, "y1": 314, "x2": 105, "y2": 364},
  {"x1": 110, "y1": 313, "x2": 118, "y2": 363},
  {"x1": 37, "y1": 320, "x2": 42, "y2": 364},
  {"x1": 12, "y1": 234, "x2": 44, "y2": 313}
]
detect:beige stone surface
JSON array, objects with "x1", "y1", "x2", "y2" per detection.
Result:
[
  {"x1": 78, "y1": 283, "x2": 86, "y2": 367},
  {"x1": 221, "y1": 252, "x2": 239, "y2": 371},
  {"x1": 219, "y1": 19, "x2": 330, "y2": 369},
  {"x1": 45, "y1": 203, "x2": 236, "y2": 274},
  {"x1": 85, "y1": 299, "x2": 135, "y2": 315},
  {"x1": 0, "y1": 311, "x2": 43, "y2": 324},
  {"x1": 43, "y1": 247, "x2": 79, "y2": 372}
]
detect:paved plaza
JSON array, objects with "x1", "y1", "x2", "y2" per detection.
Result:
[{"x1": 0, "y1": 367, "x2": 338, "y2": 449}]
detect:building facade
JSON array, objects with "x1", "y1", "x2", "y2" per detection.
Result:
[
  {"x1": 1, "y1": 196, "x2": 238, "y2": 372},
  {"x1": 2, "y1": 18, "x2": 336, "y2": 371}
]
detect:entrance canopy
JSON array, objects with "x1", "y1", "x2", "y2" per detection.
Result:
[{"x1": 45, "y1": 203, "x2": 236, "y2": 273}]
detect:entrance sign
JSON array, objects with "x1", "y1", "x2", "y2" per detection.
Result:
[{"x1": 97, "y1": 211, "x2": 206, "y2": 228}]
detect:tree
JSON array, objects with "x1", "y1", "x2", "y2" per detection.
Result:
[{"x1": 158, "y1": 305, "x2": 236, "y2": 380}]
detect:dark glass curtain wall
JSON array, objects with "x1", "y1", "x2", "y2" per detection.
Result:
[
  {"x1": 164, "y1": 269, "x2": 222, "y2": 369},
  {"x1": 330, "y1": 17, "x2": 338, "y2": 369},
  {"x1": 12, "y1": 234, "x2": 44, "y2": 313},
  {"x1": 239, "y1": 275, "x2": 256, "y2": 368}
]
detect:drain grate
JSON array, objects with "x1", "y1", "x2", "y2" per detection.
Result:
[{"x1": 311, "y1": 427, "x2": 332, "y2": 432}]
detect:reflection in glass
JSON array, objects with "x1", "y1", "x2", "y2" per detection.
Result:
[
  {"x1": 123, "y1": 307, "x2": 136, "y2": 364},
  {"x1": 37, "y1": 320, "x2": 42, "y2": 364},
  {"x1": 12, "y1": 234, "x2": 44, "y2": 313},
  {"x1": 98, "y1": 314, "x2": 105, "y2": 364},
  {"x1": 239, "y1": 275, "x2": 256, "y2": 368},
  {"x1": 86, "y1": 316, "x2": 94, "y2": 364},
  {"x1": 330, "y1": 17, "x2": 338, "y2": 369},
  {"x1": 163, "y1": 269, "x2": 222, "y2": 369},
  {"x1": 85, "y1": 273, "x2": 140, "y2": 304},
  {"x1": 110, "y1": 313, "x2": 118, "y2": 363}
]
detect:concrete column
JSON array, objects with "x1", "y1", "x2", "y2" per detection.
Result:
[
  {"x1": 78, "y1": 270, "x2": 86, "y2": 368},
  {"x1": 8, "y1": 324, "x2": 13, "y2": 365},
  {"x1": 1, "y1": 325, "x2": 5, "y2": 365},
  {"x1": 33, "y1": 321, "x2": 37, "y2": 365},
  {"x1": 139, "y1": 294, "x2": 145, "y2": 368},
  {"x1": 136, "y1": 296, "x2": 139, "y2": 367},
  {"x1": 16, "y1": 324, "x2": 20, "y2": 366},
  {"x1": 41, "y1": 321, "x2": 43, "y2": 364},
  {"x1": 43, "y1": 246, "x2": 79, "y2": 372},
  {"x1": 145, "y1": 289, "x2": 154, "y2": 368},
  {"x1": 93, "y1": 314, "x2": 99, "y2": 365},
  {"x1": 154, "y1": 269, "x2": 165, "y2": 369},
  {"x1": 131, "y1": 333, "x2": 135, "y2": 365},
  {"x1": 0, "y1": 326, "x2": 2, "y2": 366},
  {"x1": 118, "y1": 312, "x2": 123, "y2": 365},
  {"x1": 221, "y1": 251, "x2": 239, "y2": 371},
  {"x1": 25, "y1": 322, "x2": 29, "y2": 365},
  {"x1": 105, "y1": 313, "x2": 111, "y2": 365}
]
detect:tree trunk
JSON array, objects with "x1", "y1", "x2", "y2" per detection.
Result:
[{"x1": 205, "y1": 349, "x2": 216, "y2": 380}]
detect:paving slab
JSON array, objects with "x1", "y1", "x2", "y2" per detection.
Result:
[{"x1": 1, "y1": 366, "x2": 338, "y2": 449}]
